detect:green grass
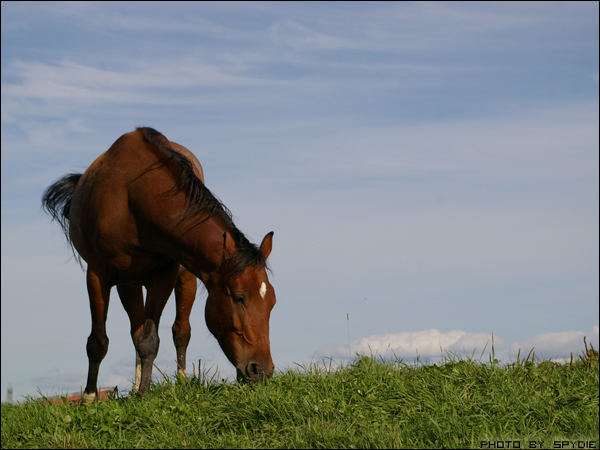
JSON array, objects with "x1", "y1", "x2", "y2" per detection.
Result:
[{"x1": 2, "y1": 349, "x2": 598, "y2": 449}]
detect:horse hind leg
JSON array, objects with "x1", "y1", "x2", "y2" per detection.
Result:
[
  {"x1": 116, "y1": 283, "x2": 145, "y2": 393},
  {"x1": 172, "y1": 267, "x2": 197, "y2": 378},
  {"x1": 83, "y1": 268, "x2": 111, "y2": 402},
  {"x1": 136, "y1": 263, "x2": 180, "y2": 395}
]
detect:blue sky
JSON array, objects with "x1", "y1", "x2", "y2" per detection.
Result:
[{"x1": 1, "y1": 1, "x2": 598, "y2": 402}]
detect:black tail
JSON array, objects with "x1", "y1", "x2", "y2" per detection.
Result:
[{"x1": 42, "y1": 173, "x2": 82, "y2": 244}]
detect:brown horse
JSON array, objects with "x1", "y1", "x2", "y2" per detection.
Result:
[{"x1": 42, "y1": 127, "x2": 277, "y2": 400}]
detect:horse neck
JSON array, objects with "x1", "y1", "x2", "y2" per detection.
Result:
[{"x1": 170, "y1": 215, "x2": 237, "y2": 277}]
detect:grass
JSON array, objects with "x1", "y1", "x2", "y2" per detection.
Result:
[{"x1": 1, "y1": 345, "x2": 598, "y2": 449}]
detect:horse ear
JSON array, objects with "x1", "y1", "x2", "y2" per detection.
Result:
[{"x1": 259, "y1": 231, "x2": 274, "y2": 259}]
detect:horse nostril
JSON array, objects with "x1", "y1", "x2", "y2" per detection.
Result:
[
  {"x1": 241, "y1": 362, "x2": 273, "y2": 381},
  {"x1": 247, "y1": 362, "x2": 262, "y2": 378}
]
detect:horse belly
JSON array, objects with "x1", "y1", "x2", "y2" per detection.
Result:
[
  {"x1": 88, "y1": 207, "x2": 176, "y2": 284},
  {"x1": 79, "y1": 220, "x2": 174, "y2": 285}
]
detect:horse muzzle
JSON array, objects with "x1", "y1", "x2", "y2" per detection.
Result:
[{"x1": 236, "y1": 360, "x2": 274, "y2": 382}]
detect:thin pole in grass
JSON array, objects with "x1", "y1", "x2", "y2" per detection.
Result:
[
  {"x1": 488, "y1": 333, "x2": 500, "y2": 367},
  {"x1": 346, "y1": 313, "x2": 351, "y2": 360}
]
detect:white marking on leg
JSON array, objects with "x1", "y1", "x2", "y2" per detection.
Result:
[
  {"x1": 259, "y1": 281, "x2": 267, "y2": 299},
  {"x1": 134, "y1": 353, "x2": 141, "y2": 392}
]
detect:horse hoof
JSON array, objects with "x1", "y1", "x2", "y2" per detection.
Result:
[
  {"x1": 134, "y1": 390, "x2": 147, "y2": 398},
  {"x1": 82, "y1": 392, "x2": 96, "y2": 403}
]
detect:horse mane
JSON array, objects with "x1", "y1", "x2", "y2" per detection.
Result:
[{"x1": 138, "y1": 127, "x2": 267, "y2": 277}]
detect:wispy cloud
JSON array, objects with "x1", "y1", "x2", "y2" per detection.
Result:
[
  {"x1": 1, "y1": 58, "x2": 281, "y2": 105},
  {"x1": 1, "y1": 2, "x2": 251, "y2": 38},
  {"x1": 272, "y1": 100, "x2": 599, "y2": 185},
  {"x1": 266, "y1": 2, "x2": 595, "y2": 54},
  {"x1": 269, "y1": 19, "x2": 357, "y2": 51}
]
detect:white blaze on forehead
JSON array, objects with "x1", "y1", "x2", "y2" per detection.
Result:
[{"x1": 259, "y1": 281, "x2": 267, "y2": 299}]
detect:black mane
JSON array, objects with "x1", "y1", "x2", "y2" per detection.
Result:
[{"x1": 138, "y1": 127, "x2": 266, "y2": 277}]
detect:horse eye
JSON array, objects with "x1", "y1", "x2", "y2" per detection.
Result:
[{"x1": 231, "y1": 294, "x2": 245, "y2": 305}]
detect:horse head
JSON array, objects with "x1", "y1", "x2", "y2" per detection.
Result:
[{"x1": 202, "y1": 232, "x2": 276, "y2": 381}]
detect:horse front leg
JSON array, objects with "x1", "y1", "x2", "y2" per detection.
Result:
[
  {"x1": 83, "y1": 268, "x2": 111, "y2": 402},
  {"x1": 172, "y1": 267, "x2": 197, "y2": 378}
]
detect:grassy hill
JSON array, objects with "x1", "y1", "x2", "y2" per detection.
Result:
[{"x1": 2, "y1": 349, "x2": 598, "y2": 449}]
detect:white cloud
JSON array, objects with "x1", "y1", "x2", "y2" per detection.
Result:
[
  {"x1": 327, "y1": 329, "x2": 504, "y2": 361},
  {"x1": 510, "y1": 327, "x2": 599, "y2": 360},
  {"x1": 325, "y1": 326, "x2": 599, "y2": 362}
]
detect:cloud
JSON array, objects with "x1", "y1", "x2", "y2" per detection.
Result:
[
  {"x1": 1, "y1": 59, "x2": 280, "y2": 107},
  {"x1": 324, "y1": 326, "x2": 599, "y2": 362},
  {"x1": 326, "y1": 329, "x2": 504, "y2": 361},
  {"x1": 510, "y1": 327, "x2": 599, "y2": 360},
  {"x1": 266, "y1": 2, "x2": 594, "y2": 55},
  {"x1": 276, "y1": 100, "x2": 599, "y2": 184},
  {"x1": 270, "y1": 19, "x2": 357, "y2": 51},
  {"x1": 1, "y1": 2, "x2": 251, "y2": 39}
]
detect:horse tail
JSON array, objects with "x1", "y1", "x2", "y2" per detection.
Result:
[{"x1": 41, "y1": 173, "x2": 82, "y2": 244}]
